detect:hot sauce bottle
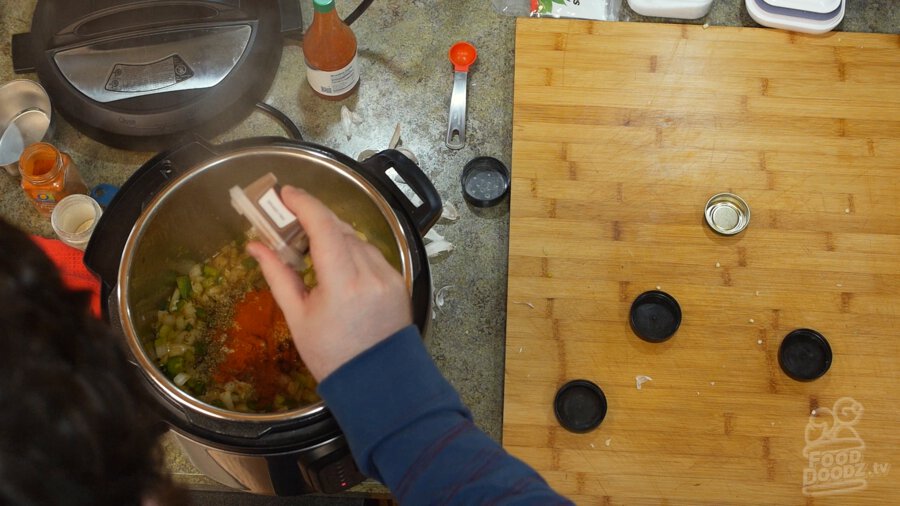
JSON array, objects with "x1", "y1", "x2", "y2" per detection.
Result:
[{"x1": 303, "y1": 0, "x2": 360, "y2": 100}]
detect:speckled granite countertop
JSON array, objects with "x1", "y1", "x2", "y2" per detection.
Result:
[{"x1": 1, "y1": 0, "x2": 896, "y2": 498}]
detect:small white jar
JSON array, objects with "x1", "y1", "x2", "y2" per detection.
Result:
[{"x1": 50, "y1": 194, "x2": 102, "y2": 250}]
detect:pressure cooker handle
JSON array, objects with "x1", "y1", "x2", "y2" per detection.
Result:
[
  {"x1": 359, "y1": 150, "x2": 442, "y2": 235},
  {"x1": 278, "y1": 0, "x2": 304, "y2": 40}
]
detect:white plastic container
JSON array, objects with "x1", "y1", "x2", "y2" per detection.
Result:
[
  {"x1": 746, "y1": 0, "x2": 844, "y2": 34},
  {"x1": 627, "y1": 0, "x2": 714, "y2": 19},
  {"x1": 50, "y1": 194, "x2": 102, "y2": 250},
  {"x1": 763, "y1": 0, "x2": 840, "y2": 14}
]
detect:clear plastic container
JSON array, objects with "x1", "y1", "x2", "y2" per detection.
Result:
[
  {"x1": 627, "y1": 0, "x2": 714, "y2": 19},
  {"x1": 50, "y1": 194, "x2": 103, "y2": 250},
  {"x1": 230, "y1": 173, "x2": 308, "y2": 270}
]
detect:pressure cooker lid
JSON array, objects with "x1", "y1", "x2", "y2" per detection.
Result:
[{"x1": 12, "y1": 0, "x2": 300, "y2": 149}]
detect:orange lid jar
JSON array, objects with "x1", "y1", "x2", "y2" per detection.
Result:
[{"x1": 19, "y1": 142, "x2": 89, "y2": 216}]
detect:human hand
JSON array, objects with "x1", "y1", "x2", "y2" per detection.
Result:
[{"x1": 246, "y1": 186, "x2": 413, "y2": 381}]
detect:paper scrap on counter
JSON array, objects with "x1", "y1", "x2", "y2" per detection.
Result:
[
  {"x1": 424, "y1": 228, "x2": 454, "y2": 258},
  {"x1": 635, "y1": 375, "x2": 653, "y2": 390},
  {"x1": 340, "y1": 105, "x2": 362, "y2": 139},
  {"x1": 440, "y1": 201, "x2": 459, "y2": 222}
]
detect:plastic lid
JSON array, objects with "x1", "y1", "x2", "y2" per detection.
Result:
[
  {"x1": 705, "y1": 192, "x2": 750, "y2": 235},
  {"x1": 554, "y1": 380, "x2": 608, "y2": 433},
  {"x1": 627, "y1": 0, "x2": 714, "y2": 19},
  {"x1": 90, "y1": 183, "x2": 118, "y2": 208},
  {"x1": 629, "y1": 290, "x2": 682, "y2": 343},
  {"x1": 461, "y1": 157, "x2": 510, "y2": 208},
  {"x1": 778, "y1": 329, "x2": 832, "y2": 381}
]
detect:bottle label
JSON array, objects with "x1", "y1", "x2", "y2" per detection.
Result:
[
  {"x1": 306, "y1": 53, "x2": 359, "y2": 96},
  {"x1": 258, "y1": 187, "x2": 297, "y2": 229}
]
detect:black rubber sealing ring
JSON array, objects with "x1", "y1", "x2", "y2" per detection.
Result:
[
  {"x1": 554, "y1": 379, "x2": 608, "y2": 433},
  {"x1": 778, "y1": 328, "x2": 832, "y2": 381},
  {"x1": 629, "y1": 290, "x2": 682, "y2": 343},
  {"x1": 461, "y1": 156, "x2": 510, "y2": 208}
]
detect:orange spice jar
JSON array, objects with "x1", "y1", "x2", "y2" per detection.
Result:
[{"x1": 19, "y1": 142, "x2": 88, "y2": 216}]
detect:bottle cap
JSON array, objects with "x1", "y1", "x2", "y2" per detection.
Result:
[
  {"x1": 778, "y1": 329, "x2": 832, "y2": 381},
  {"x1": 461, "y1": 156, "x2": 510, "y2": 207},
  {"x1": 230, "y1": 173, "x2": 308, "y2": 270},
  {"x1": 629, "y1": 290, "x2": 682, "y2": 343},
  {"x1": 313, "y1": 0, "x2": 335, "y2": 13},
  {"x1": 554, "y1": 380, "x2": 607, "y2": 433}
]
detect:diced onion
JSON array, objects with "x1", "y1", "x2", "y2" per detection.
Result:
[
  {"x1": 220, "y1": 391, "x2": 235, "y2": 411},
  {"x1": 173, "y1": 372, "x2": 191, "y2": 387},
  {"x1": 169, "y1": 344, "x2": 189, "y2": 356},
  {"x1": 155, "y1": 340, "x2": 168, "y2": 359}
]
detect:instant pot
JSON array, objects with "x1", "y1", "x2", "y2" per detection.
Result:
[
  {"x1": 12, "y1": 0, "x2": 302, "y2": 149},
  {"x1": 83, "y1": 137, "x2": 441, "y2": 495}
]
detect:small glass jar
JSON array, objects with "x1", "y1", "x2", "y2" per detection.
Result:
[{"x1": 19, "y1": 142, "x2": 88, "y2": 216}]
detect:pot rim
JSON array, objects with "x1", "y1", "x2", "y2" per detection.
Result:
[{"x1": 117, "y1": 145, "x2": 413, "y2": 424}]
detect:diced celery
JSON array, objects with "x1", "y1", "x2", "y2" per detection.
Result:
[
  {"x1": 165, "y1": 356, "x2": 185, "y2": 377},
  {"x1": 176, "y1": 275, "x2": 192, "y2": 300},
  {"x1": 186, "y1": 378, "x2": 207, "y2": 396},
  {"x1": 158, "y1": 324, "x2": 174, "y2": 340}
]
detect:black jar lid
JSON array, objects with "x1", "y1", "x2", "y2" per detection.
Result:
[
  {"x1": 629, "y1": 290, "x2": 682, "y2": 343},
  {"x1": 461, "y1": 156, "x2": 510, "y2": 207},
  {"x1": 778, "y1": 328, "x2": 832, "y2": 381},
  {"x1": 554, "y1": 379, "x2": 607, "y2": 433}
]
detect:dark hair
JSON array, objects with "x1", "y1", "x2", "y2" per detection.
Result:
[{"x1": 0, "y1": 218, "x2": 185, "y2": 506}]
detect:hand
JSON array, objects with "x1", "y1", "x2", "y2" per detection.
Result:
[{"x1": 246, "y1": 186, "x2": 413, "y2": 381}]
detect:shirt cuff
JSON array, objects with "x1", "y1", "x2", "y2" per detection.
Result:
[{"x1": 317, "y1": 325, "x2": 470, "y2": 479}]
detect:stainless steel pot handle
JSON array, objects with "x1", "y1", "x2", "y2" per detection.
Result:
[{"x1": 359, "y1": 149, "x2": 442, "y2": 235}]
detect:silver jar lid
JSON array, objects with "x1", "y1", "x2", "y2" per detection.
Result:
[{"x1": 705, "y1": 193, "x2": 750, "y2": 235}]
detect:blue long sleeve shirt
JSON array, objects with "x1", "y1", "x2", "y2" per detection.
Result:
[{"x1": 318, "y1": 325, "x2": 573, "y2": 505}]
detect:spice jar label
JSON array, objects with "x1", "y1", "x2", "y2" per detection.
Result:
[{"x1": 258, "y1": 187, "x2": 297, "y2": 229}]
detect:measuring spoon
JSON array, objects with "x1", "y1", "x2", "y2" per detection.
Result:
[{"x1": 445, "y1": 41, "x2": 478, "y2": 150}]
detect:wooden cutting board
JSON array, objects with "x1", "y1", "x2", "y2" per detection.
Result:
[{"x1": 504, "y1": 19, "x2": 900, "y2": 505}]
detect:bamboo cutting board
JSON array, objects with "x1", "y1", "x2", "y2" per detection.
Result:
[{"x1": 504, "y1": 19, "x2": 900, "y2": 505}]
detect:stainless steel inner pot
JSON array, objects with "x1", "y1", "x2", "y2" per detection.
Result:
[{"x1": 117, "y1": 145, "x2": 413, "y2": 424}]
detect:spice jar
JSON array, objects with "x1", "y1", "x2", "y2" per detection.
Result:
[{"x1": 19, "y1": 142, "x2": 88, "y2": 216}]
